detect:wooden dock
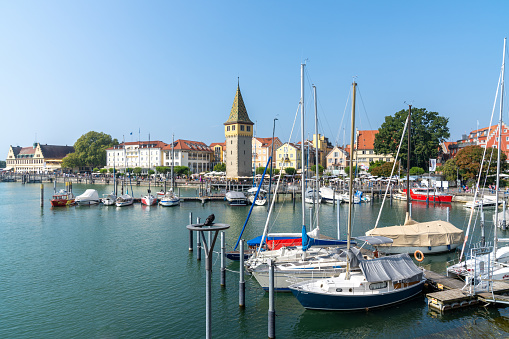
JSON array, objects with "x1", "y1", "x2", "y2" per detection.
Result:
[{"x1": 424, "y1": 269, "x2": 509, "y2": 313}]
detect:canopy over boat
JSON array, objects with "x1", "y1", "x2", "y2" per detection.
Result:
[
  {"x1": 365, "y1": 220, "x2": 464, "y2": 247},
  {"x1": 354, "y1": 235, "x2": 394, "y2": 245},
  {"x1": 359, "y1": 253, "x2": 423, "y2": 282},
  {"x1": 76, "y1": 189, "x2": 99, "y2": 201}
]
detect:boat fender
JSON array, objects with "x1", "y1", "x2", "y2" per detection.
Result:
[{"x1": 414, "y1": 250, "x2": 424, "y2": 262}]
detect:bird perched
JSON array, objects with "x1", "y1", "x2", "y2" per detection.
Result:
[{"x1": 204, "y1": 214, "x2": 215, "y2": 226}]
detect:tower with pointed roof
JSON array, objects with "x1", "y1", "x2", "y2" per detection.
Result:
[{"x1": 224, "y1": 82, "x2": 254, "y2": 178}]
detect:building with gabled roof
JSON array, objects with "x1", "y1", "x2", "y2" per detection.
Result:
[
  {"x1": 6, "y1": 143, "x2": 75, "y2": 172},
  {"x1": 326, "y1": 146, "x2": 350, "y2": 174},
  {"x1": 353, "y1": 130, "x2": 395, "y2": 171},
  {"x1": 224, "y1": 82, "x2": 254, "y2": 178},
  {"x1": 163, "y1": 139, "x2": 213, "y2": 174},
  {"x1": 252, "y1": 137, "x2": 282, "y2": 170},
  {"x1": 210, "y1": 142, "x2": 226, "y2": 167},
  {"x1": 106, "y1": 140, "x2": 168, "y2": 173}
]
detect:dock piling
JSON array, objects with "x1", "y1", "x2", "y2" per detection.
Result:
[
  {"x1": 189, "y1": 212, "x2": 193, "y2": 251},
  {"x1": 239, "y1": 239, "x2": 245, "y2": 308},
  {"x1": 197, "y1": 217, "x2": 201, "y2": 261},
  {"x1": 40, "y1": 184, "x2": 44, "y2": 207},
  {"x1": 268, "y1": 258, "x2": 275, "y2": 339},
  {"x1": 220, "y1": 232, "x2": 226, "y2": 287}
]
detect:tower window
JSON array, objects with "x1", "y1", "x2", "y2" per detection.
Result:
[
  {"x1": 240, "y1": 125, "x2": 245, "y2": 131},
  {"x1": 227, "y1": 126, "x2": 230, "y2": 131},
  {"x1": 247, "y1": 126, "x2": 251, "y2": 132},
  {"x1": 232, "y1": 125, "x2": 236, "y2": 131}
]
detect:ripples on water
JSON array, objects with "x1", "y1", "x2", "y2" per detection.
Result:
[{"x1": 0, "y1": 183, "x2": 508, "y2": 338}]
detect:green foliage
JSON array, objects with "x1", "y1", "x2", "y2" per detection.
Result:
[
  {"x1": 409, "y1": 167, "x2": 425, "y2": 175},
  {"x1": 133, "y1": 167, "x2": 142, "y2": 175},
  {"x1": 148, "y1": 169, "x2": 155, "y2": 175},
  {"x1": 70, "y1": 131, "x2": 118, "y2": 168},
  {"x1": 273, "y1": 169, "x2": 280, "y2": 175},
  {"x1": 256, "y1": 167, "x2": 266, "y2": 175},
  {"x1": 214, "y1": 163, "x2": 226, "y2": 172},
  {"x1": 369, "y1": 160, "x2": 385, "y2": 173},
  {"x1": 370, "y1": 161, "x2": 399, "y2": 177},
  {"x1": 109, "y1": 168, "x2": 115, "y2": 173},
  {"x1": 310, "y1": 164, "x2": 324, "y2": 174},
  {"x1": 174, "y1": 166, "x2": 190, "y2": 176},
  {"x1": 455, "y1": 145, "x2": 507, "y2": 181},
  {"x1": 345, "y1": 166, "x2": 357, "y2": 176},
  {"x1": 374, "y1": 108, "x2": 450, "y2": 169},
  {"x1": 0, "y1": 160, "x2": 6, "y2": 168},
  {"x1": 100, "y1": 168, "x2": 108, "y2": 174},
  {"x1": 126, "y1": 168, "x2": 134, "y2": 173},
  {"x1": 442, "y1": 158, "x2": 458, "y2": 181},
  {"x1": 156, "y1": 166, "x2": 169, "y2": 174},
  {"x1": 61, "y1": 152, "x2": 82, "y2": 169},
  {"x1": 284, "y1": 167, "x2": 296, "y2": 175},
  {"x1": 93, "y1": 167, "x2": 100, "y2": 172}
]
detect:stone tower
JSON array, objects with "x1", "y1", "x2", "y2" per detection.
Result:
[{"x1": 225, "y1": 82, "x2": 254, "y2": 179}]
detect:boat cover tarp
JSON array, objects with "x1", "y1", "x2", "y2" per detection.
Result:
[
  {"x1": 346, "y1": 247, "x2": 363, "y2": 268},
  {"x1": 302, "y1": 225, "x2": 354, "y2": 251},
  {"x1": 77, "y1": 189, "x2": 99, "y2": 201},
  {"x1": 365, "y1": 220, "x2": 464, "y2": 247},
  {"x1": 359, "y1": 253, "x2": 423, "y2": 282},
  {"x1": 226, "y1": 191, "x2": 246, "y2": 200},
  {"x1": 354, "y1": 235, "x2": 394, "y2": 245}
]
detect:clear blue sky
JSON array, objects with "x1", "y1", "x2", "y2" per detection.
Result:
[{"x1": 1, "y1": 1, "x2": 508, "y2": 159}]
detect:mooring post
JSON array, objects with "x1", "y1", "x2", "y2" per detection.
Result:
[
  {"x1": 189, "y1": 212, "x2": 193, "y2": 251},
  {"x1": 40, "y1": 184, "x2": 44, "y2": 207},
  {"x1": 197, "y1": 217, "x2": 201, "y2": 260},
  {"x1": 503, "y1": 200, "x2": 507, "y2": 230},
  {"x1": 53, "y1": 180, "x2": 56, "y2": 194},
  {"x1": 409, "y1": 202, "x2": 412, "y2": 219},
  {"x1": 239, "y1": 239, "x2": 245, "y2": 308},
  {"x1": 333, "y1": 188, "x2": 336, "y2": 207},
  {"x1": 481, "y1": 208, "x2": 485, "y2": 247},
  {"x1": 446, "y1": 206, "x2": 450, "y2": 223},
  {"x1": 220, "y1": 231, "x2": 226, "y2": 287},
  {"x1": 268, "y1": 258, "x2": 275, "y2": 339}
]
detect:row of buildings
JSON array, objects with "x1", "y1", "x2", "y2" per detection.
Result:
[{"x1": 6, "y1": 84, "x2": 509, "y2": 177}]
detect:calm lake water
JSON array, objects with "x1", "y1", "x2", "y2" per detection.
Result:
[{"x1": 1, "y1": 182, "x2": 509, "y2": 338}]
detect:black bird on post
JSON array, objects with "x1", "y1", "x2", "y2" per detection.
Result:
[{"x1": 204, "y1": 214, "x2": 215, "y2": 226}]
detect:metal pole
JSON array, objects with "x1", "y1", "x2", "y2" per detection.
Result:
[
  {"x1": 301, "y1": 63, "x2": 306, "y2": 228},
  {"x1": 337, "y1": 197, "x2": 340, "y2": 239},
  {"x1": 239, "y1": 239, "x2": 245, "y2": 308},
  {"x1": 409, "y1": 202, "x2": 412, "y2": 219},
  {"x1": 40, "y1": 184, "x2": 44, "y2": 207},
  {"x1": 481, "y1": 206, "x2": 485, "y2": 247},
  {"x1": 446, "y1": 206, "x2": 450, "y2": 223},
  {"x1": 268, "y1": 258, "x2": 275, "y2": 339},
  {"x1": 221, "y1": 232, "x2": 226, "y2": 287},
  {"x1": 197, "y1": 217, "x2": 201, "y2": 260},
  {"x1": 204, "y1": 230, "x2": 212, "y2": 339},
  {"x1": 503, "y1": 200, "x2": 507, "y2": 230},
  {"x1": 189, "y1": 212, "x2": 193, "y2": 251}
]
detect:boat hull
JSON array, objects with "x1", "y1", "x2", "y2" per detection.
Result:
[
  {"x1": 290, "y1": 280, "x2": 424, "y2": 311},
  {"x1": 377, "y1": 244, "x2": 460, "y2": 255},
  {"x1": 403, "y1": 189, "x2": 453, "y2": 203},
  {"x1": 159, "y1": 199, "x2": 180, "y2": 207},
  {"x1": 141, "y1": 196, "x2": 157, "y2": 206},
  {"x1": 253, "y1": 267, "x2": 345, "y2": 292},
  {"x1": 50, "y1": 199, "x2": 75, "y2": 207}
]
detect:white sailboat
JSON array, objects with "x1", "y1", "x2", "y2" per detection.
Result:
[
  {"x1": 365, "y1": 105, "x2": 463, "y2": 254},
  {"x1": 290, "y1": 80, "x2": 426, "y2": 311},
  {"x1": 447, "y1": 38, "x2": 509, "y2": 281},
  {"x1": 160, "y1": 134, "x2": 180, "y2": 207},
  {"x1": 116, "y1": 139, "x2": 134, "y2": 207},
  {"x1": 141, "y1": 135, "x2": 157, "y2": 206}
]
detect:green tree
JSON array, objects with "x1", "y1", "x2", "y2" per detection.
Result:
[
  {"x1": 370, "y1": 161, "x2": 399, "y2": 177},
  {"x1": 214, "y1": 163, "x2": 226, "y2": 172},
  {"x1": 133, "y1": 167, "x2": 142, "y2": 175},
  {"x1": 310, "y1": 164, "x2": 324, "y2": 174},
  {"x1": 442, "y1": 158, "x2": 458, "y2": 181},
  {"x1": 455, "y1": 145, "x2": 507, "y2": 181},
  {"x1": 93, "y1": 167, "x2": 100, "y2": 173},
  {"x1": 64, "y1": 131, "x2": 118, "y2": 168},
  {"x1": 174, "y1": 166, "x2": 190, "y2": 176},
  {"x1": 284, "y1": 167, "x2": 296, "y2": 175},
  {"x1": 369, "y1": 160, "x2": 385, "y2": 173},
  {"x1": 109, "y1": 168, "x2": 115, "y2": 173},
  {"x1": 100, "y1": 168, "x2": 108, "y2": 174},
  {"x1": 273, "y1": 169, "x2": 280, "y2": 175},
  {"x1": 374, "y1": 107, "x2": 450, "y2": 169},
  {"x1": 61, "y1": 152, "x2": 82, "y2": 169},
  {"x1": 0, "y1": 160, "x2": 6, "y2": 168},
  {"x1": 256, "y1": 167, "x2": 266, "y2": 175},
  {"x1": 155, "y1": 166, "x2": 169, "y2": 174},
  {"x1": 345, "y1": 166, "x2": 357, "y2": 176},
  {"x1": 409, "y1": 167, "x2": 424, "y2": 175},
  {"x1": 148, "y1": 169, "x2": 155, "y2": 175}
]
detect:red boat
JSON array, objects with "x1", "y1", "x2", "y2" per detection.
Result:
[
  {"x1": 403, "y1": 188, "x2": 453, "y2": 203},
  {"x1": 50, "y1": 192, "x2": 75, "y2": 207}
]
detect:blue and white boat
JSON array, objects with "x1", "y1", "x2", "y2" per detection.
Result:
[{"x1": 289, "y1": 252, "x2": 425, "y2": 310}]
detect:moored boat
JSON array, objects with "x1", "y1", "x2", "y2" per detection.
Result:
[
  {"x1": 75, "y1": 189, "x2": 100, "y2": 205},
  {"x1": 116, "y1": 194, "x2": 134, "y2": 207},
  {"x1": 50, "y1": 190, "x2": 75, "y2": 207},
  {"x1": 403, "y1": 187, "x2": 453, "y2": 203}
]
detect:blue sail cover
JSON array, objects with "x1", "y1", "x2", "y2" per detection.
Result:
[{"x1": 302, "y1": 225, "x2": 354, "y2": 251}]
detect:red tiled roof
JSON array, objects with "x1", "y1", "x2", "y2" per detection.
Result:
[
  {"x1": 107, "y1": 140, "x2": 168, "y2": 150},
  {"x1": 254, "y1": 137, "x2": 281, "y2": 148},
  {"x1": 209, "y1": 142, "x2": 226, "y2": 148},
  {"x1": 163, "y1": 139, "x2": 213, "y2": 152},
  {"x1": 356, "y1": 130, "x2": 377, "y2": 150}
]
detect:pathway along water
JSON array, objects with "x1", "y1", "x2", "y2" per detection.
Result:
[{"x1": 1, "y1": 182, "x2": 509, "y2": 338}]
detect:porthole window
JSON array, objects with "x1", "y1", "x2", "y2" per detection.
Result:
[{"x1": 336, "y1": 288, "x2": 342, "y2": 292}]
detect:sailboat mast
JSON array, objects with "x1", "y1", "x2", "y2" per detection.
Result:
[
  {"x1": 406, "y1": 105, "x2": 412, "y2": 218},
  {"x1": 301, "y1": 63, "x2": 306, "y2": 227},
  {"x1": 313, "y1": 85, "x2": 319, "y2": 230},
  {"x1": 495, "y1": 37, "x2": 506, "y2": 257},
  {"x1": 148, "y1": 134, "x2": 151, "y2": 193},
  {"x1": 171, "y1": 134, "x2": 175, "y2": 191},
  {"x1": 346, "y1": 81, "x2": 357, "y2": 280}
]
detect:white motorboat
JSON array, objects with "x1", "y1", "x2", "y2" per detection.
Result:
[
  {"x1": 225, "y1": 191, "x2": 248, "y2": 206},
  {"x1": 141, "y1": 192, "x2": 157, "y2": 206},
  {"x1": 319, "y1": 187, "x2": 342, "y2": 204},
  {"x1": 304, "y1": 188, "x2": 322, "y2": 204},
  {"x1": 116, "y1": 194, "x2": 133, "y2": 207},
  {"x1": 464, "y1": 197, "x2": 500, "y2": 209},
  {"x1": 101, "y1": 193, "x2": 116, "y2": 206},
  {"x1": 75, "y1": 189, "x2": 100, "y2": 205},
  {"x1": 247, "y1": 187, "x2": 267, "y2": 206},
  {"x1": 159, "y1": 191, "x2": 180, "y2": 207}
]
